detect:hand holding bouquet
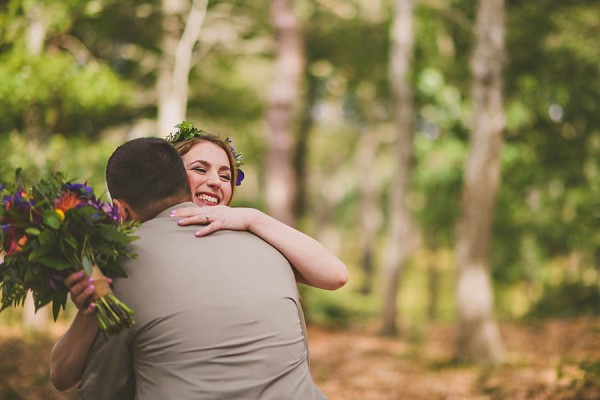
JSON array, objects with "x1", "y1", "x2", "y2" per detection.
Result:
[{"x1": 0, "y1": 170, "x2": 139, "y2": 336}]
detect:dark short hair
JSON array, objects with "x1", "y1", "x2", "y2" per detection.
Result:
[{"x1": 106, "y1": 137, "x2": 191, "y2": 220}]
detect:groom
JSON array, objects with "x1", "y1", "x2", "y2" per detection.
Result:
[{"x1": 77, "y1": 137, "x2": 326, "y2": 399}]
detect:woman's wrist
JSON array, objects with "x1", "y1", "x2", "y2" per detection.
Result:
[{"x1": 245, "y1": 207, "x2": 264, "y2": 233}]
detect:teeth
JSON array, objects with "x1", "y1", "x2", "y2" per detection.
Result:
[{"x1": 198, "y1": 194, "x2": 218, "y2": 204}]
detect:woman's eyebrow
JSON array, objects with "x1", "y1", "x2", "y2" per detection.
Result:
[{"x1": 187, "y1": 159, "x2": 210, "y2": 167}]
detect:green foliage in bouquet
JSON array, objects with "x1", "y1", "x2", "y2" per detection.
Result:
[{"x1": 0, "y1": 169, "x2": 139, "y2": 336}]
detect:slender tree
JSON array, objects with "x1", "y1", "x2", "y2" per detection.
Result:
[
  {"x1": 23, "y1": 1, "x2": 47, "y2": 140},
  {"x1": 357, "y1": 127, "x2": 381, "y2": 295},
  {"x1": 379, "y1": 0, "x2": 420, "y2": 336},
  {"x1": 454, "y1": 0, "x2": 505, "y2": 364},
  {"x1": 157, "y1": 0, "x2": 208, "y2": 136},
  {"x1": 265, "y1": 0, "x2": 305, "y2": 226}
]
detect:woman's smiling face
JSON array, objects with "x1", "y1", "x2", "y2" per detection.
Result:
[{"x1": 181, "y1": 141, "x2": 233, "y2": 207}]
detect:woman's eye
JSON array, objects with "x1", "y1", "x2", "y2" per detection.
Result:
[
  {"x1": 220, "y1": 174, "x2": 231, "y2": 182},
  {"x1": 191, "y1": 167, "x2": 207, "y2": 174}
]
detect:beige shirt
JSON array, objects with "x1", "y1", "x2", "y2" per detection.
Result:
[{"x1": 78, "y1": 203, "x2": 326, "y2": 400}]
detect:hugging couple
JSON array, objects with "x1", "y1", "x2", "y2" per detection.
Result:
[{"x1": 50, "y1": 124, "x2": 348, "y2": 399}]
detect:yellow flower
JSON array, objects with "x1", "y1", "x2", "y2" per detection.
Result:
[{"x1": 55, "y1": 209, "x2": 65, "y2": 222}]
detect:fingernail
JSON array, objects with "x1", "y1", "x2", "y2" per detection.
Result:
[
  {"x1": 169, "y1": 211, "x2": 177, "y2": 217},
  {"x1": 88, "y1": 285, "x2": 95, "y2": 292},
  {"x1": 76, "y1": 271, "x2": 84, "y2": 278},
  {"x1": 178, "y1": 219, "x2": 185, "y2": 224},
  {"x1": 88, "y1": 277, "x2": 94, "y2": 283}
]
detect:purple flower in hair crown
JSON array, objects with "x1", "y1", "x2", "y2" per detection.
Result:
[{"x1": 167, "y1": 121, "x2": 245, "y2": 186}]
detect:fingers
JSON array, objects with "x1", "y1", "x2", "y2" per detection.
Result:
[
  {"x1": 176, "y1": 215, "x2": 208, "y2": 226},
  {"x1": 84, "y1": 302, "x2": 96, "y2": 316},
  {"x1": 170, "y1": 206, "x2": 220, "y2": 218},
  {"x1": 169, "y1": 207, "x2": 196, "y2": 217},
  {"x1": 64, "y1": 271, "x2": 97, "y2": 313},
  {"x1": 74, "y1": 284, "x2": 96, "y2": 312},
  {"x1": 64, "y1": 271, "x2": 86, "y2": 289},
  {"x1": 195, "y1": 226, "x2": 214, "y2": 237},
  {"x1": 171, "y1": 205, "x2": 230, "y2": 218}
]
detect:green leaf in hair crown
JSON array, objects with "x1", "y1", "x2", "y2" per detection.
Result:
[{"x1": 166, "y1": 121, "x2": 207, "y2": 144}]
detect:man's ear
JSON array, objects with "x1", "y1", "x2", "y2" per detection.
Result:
[{"x1": 112, "y1": 199, "x2": 132, "y2": 221}]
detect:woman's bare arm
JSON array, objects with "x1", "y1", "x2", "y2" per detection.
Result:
[
  {"x1": 171, "y1": 206, "x2": 348, "y2": 290},
  {"x1": 50, "y1": 273, "x2": 99, "y2": 391}
]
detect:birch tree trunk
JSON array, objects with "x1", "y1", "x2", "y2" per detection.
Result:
[
  {"x1": 157, "y1": 0, "x2": 208, "y2": 136},
  {"x1": 23, "y1": 1, "x2": 47, "y2": 141},
  {"x1": 379, "y1": 0, "x2": 419, "y2": 336},
  {"x1": 265, "y1": 0, "x2": 305, "y2": 226},
  {"x1": 454, "y1": 0, "x2": 505, "y2": 364}
]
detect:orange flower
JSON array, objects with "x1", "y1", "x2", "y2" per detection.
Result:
[
  {"x1": 54, "y1": 192, "x2": 84, "y2": 213},
  {"x1": 16, "y1": 235, "x2": 27, "y2": 250}
]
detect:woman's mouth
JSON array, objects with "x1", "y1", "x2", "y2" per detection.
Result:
[{"x1": 196, "y1": 193, "x2": 219, "y2": 205}]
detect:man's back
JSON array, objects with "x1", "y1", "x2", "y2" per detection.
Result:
[{"x1": 79, "y1": 204, "x2": 326, "y2": 400}]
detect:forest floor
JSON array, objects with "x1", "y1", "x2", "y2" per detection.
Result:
[
  {"x1": 1, "y1": 318, "x2": 599, "y2": 399},
  {"x1": 309, "y1": 318, "x2": 600, "y2": 400}
]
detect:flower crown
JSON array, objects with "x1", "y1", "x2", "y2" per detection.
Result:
[{"x1": 166, "y1": 121, "x2": 244, "y2": 186}]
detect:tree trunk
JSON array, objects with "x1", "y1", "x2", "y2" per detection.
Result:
[
  {"x1": 379, "y1": 0, "x2": 419, "y2": 336},
  {"x1": 294, "y1": 77, "x2": 319, "y2": 219},
  {"x1": 265, "y1": 0, "x2": 305, "y2": 226},
  {"x1": 455, "y1": 0, "x2": 506, "y2": 364},
  {"x1": 23, "y1": 1, "x2": 47, "y2": 142},
  {"x1": 427, "y1": 248, "x2": 440, "y2": 321},
  {"x1": 356, "y1": 128, "x2": 381, "y2": 295},
  {"x1": 157, "y1": 0, "x2": 208, "y2": 136}
]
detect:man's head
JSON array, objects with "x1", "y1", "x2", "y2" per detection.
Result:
[{"x1": 106, "y1": 137, "x2": 191, "y2": 222}]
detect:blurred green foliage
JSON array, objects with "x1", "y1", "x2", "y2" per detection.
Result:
[
  {"x1": 528, "y1": 282, "x2": 600, "y2": 318},
  {"x1": 1, "y1": 0, "x2": 599, "y2": 328}
]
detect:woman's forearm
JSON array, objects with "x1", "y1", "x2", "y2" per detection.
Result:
[
  {"x1": 50, "y1": 310, "x2": 99, "y2": 391},
  {"x1": 247, "y1": 209, "x2": 348, "y2": 290},
  {"x1": 173, "y1": 205, "x2": 349, "y2": 290}
]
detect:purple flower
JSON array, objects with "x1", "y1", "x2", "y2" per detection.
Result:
[
  {"x1": 0, "y1": 184, "x2": 5, "y2": 192},
  {"x1": 3, "y1": 191, "x2": 35, "y2": 211},
  {"x1": 47, "y1": 272, "x2": 65, "y2": 290},
  {"x1": 48, "y1": 278, "x2": 57, "y2": 290},
  {"x1": 236, "y1": 169, "x2": 245, "y2": 187},
  {"x1": 65, "y1": 182, "x2": 95, "y2": 200},
  {"x1": 100, "y1": 201, "x2": 122, "y2": 222}
]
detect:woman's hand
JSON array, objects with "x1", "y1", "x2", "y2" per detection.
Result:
[
  {"x1": 171, "y1": 205, "x2": 257, "y2": 236},
  {"x1": 64, "y1": 271, "x2": 112, "y2": 315}
]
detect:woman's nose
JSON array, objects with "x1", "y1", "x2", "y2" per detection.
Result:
[{"x1": 206, "y1": 173, "x2": 222, "y2": 188}]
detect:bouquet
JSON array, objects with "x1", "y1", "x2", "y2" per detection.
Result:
[{"x1": 0, "y1": 170, "x2": 139, "y2": 336}]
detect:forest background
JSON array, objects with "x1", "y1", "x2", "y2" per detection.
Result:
[{"x1": 1, "y1": 0, "x2": 599, "y2": 399}]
